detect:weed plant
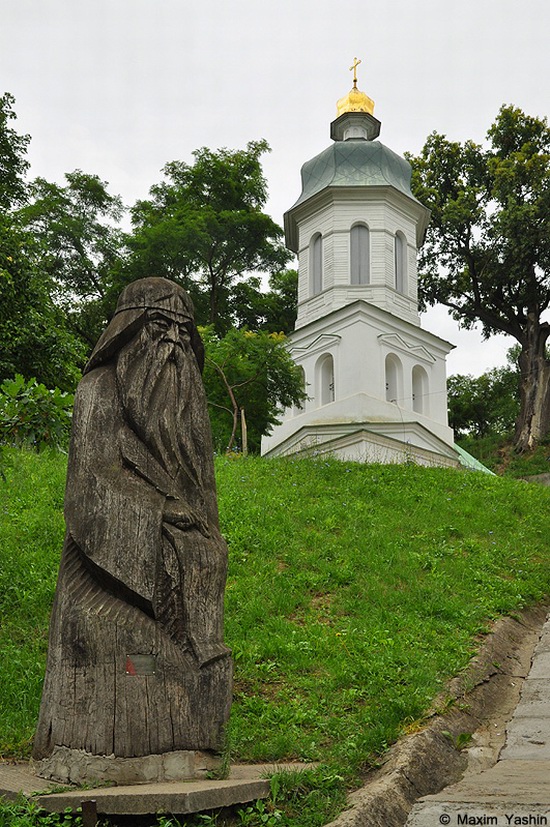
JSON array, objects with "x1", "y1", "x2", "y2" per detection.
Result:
[
  {"x1": 2, "y1": 449, "x2": 550, "y2": 826},
  {"x1": 0, "y1": 797, "x2": 80, "y2": 826},
  {"x1": 0, "y1": 377, "x2": 74, "y2": 452}
]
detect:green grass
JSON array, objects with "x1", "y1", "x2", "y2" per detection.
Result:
[
  {"x1": 2, "y1": 448, "x2": 550, "y2": 826},
  {"x1": 0, "y1": 797, "x2": 80, "y2": 827},
  {"x1": 458, "y1": 433, "x2": 550, "y2": 477},
  {"x1": 0, "y1": 449, "x2": 67, "y2": 758}
]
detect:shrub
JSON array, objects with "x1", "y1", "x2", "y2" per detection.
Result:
[{"x1": 0, "y1": 375, "x2": 73, "y2": 451}]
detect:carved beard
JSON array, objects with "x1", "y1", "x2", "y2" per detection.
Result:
[{"x1": 116, "y1": 327, "x2": 202, "y2": 485}]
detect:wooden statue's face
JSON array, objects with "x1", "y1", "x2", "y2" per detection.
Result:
[{"x1": 145, "y1": 309, "x2": 192, "y2": 349}]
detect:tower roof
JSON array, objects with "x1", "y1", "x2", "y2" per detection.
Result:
[
  {"x1": 292, "y1": 140, "x2": 415, "y2": 209},
  {"x1": 283, "y1": 59, "x2": 430, "y2": 252},
  {"x1": 284, "y1": 139, "x2": 429, "y2": 251}
]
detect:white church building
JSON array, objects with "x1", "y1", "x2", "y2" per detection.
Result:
[{"x1": 262, "y1": 65, "x2": 465, "y2": 469}]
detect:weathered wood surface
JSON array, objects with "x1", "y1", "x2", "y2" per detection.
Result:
[{"x1": 34, "y1": 278, "x2": 232, "y2": 761}]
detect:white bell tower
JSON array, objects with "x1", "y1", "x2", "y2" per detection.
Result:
[{"x1": 262, "y1": 61, "x2": 459, "y2": 467}]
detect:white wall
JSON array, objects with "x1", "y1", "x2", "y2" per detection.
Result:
[{"x1": 294, "y1": 189, "x2": 425, "y2": 329}]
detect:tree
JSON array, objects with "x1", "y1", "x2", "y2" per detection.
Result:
[
  {"x1": 0, "y1": 95, "x2": 85, "y2": 389},
  {"x1": 448, "y1": 364, "x2": 519, "y2": 438},
  {"x1": 200, "y1": 327, "x2": 306, "y2": 453},
  {"x1": 408, "y1": 105, "x2": 550, "y2": 450},
  {"x1": 0, "y1": 93, "x2": 30, "y2": 210},
  {"x1": 223, "y1": 268, "x2": 298, "y2": 334},
  {"x1": 261, "y1": 268, "x2": 298, "y2": 333},
  {"x1": 125, "y1": 141, "x2": 291, "y2": 333},
  {"x1": 18, "y1": 171, "x2": 125, "y2": 347},
  {"x1": 0, "y1": 215, "x2": 86, "y2": 389}
]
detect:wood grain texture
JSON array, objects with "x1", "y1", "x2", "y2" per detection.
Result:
[{"x1": 33, "y1": 279, "x2": 232, "y2": 761}]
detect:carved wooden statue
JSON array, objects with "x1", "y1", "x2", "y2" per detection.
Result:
[{"x1": 33, "y1": 278, "x2": 232, "y2": 771}]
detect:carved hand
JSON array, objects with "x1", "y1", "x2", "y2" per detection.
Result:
[{"x1": 163, "y1": 499, "x2": 210, "y2": 538}]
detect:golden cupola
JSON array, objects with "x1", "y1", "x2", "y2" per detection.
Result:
[
  {"x1": 336, "y1": 58, "x2": 375, "y2": 116},
  {"x1": 331, "y1": 58, "x2": 381, "y2": 143}
]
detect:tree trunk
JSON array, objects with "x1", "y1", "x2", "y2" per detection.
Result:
[
  {"x1": 207, "y1": 358, "x2": 239, "y2": 452},
  {"x1": 514, "y1": 315, "x2": 550, "y2": 451},
  {"x1": 241, "y1": 407, "x2": 248, "y2": 457}
]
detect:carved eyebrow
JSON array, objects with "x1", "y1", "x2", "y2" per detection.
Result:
[
  {"x1": 146, "y1": 311, "x2": 192, "y2": 331},
  {"x1": 147, "y1": 311, "x2": 172, "y2": 321},
  {"x1": 145, "y1": 306, "x2": 191, "y2": 320},
  {"x1": 147, "y1": 310, "x2": 181, "y2": 323}
]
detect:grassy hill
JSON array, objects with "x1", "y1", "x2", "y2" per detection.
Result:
[
  {"x1": 457, "y1": 433, "x2": 550, "y2": 477},
  {"x1": 2, "y1": 447, "x2": 550, "y2": 825}
]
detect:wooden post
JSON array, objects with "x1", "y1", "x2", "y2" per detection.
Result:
[
  {"x1": 81, "y1": 800, "x2": 97, "y2": 827},
  {"x1": 240, "y1": 408, "x2": 248, "y2": 457}
]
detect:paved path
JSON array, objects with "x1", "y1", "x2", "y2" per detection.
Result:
[{"x1": 406, "y1": 612, "x2": 550, "y2": 826}]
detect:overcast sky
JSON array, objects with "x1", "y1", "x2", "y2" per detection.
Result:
[{"x1": 2, "y1": 0, "x2": 549, "y2": 376}]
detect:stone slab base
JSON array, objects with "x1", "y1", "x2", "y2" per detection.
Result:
[
  {"x1": 33, "y1": 745, "x2": 220, "y2": 786},
  {"x1": 36, "y1": 778, "x2": 271, "y2": 816},
  {"x1": 0, "y1": 761, "x2": 315, "y2": 816}
]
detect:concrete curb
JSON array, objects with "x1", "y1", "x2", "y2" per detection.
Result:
[{"x1": 323, "y1": 605, "x2": 549, "y2": 827}]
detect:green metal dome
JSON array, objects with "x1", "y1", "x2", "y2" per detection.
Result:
[
  {"x1": 284, "y1": 135, "x2": 430, "y2": 252},
  {"x1": 292, "y1": 139, "x2": 414, "y2": 209}
]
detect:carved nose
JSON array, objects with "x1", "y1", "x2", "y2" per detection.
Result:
[{"x1": 162, "y1": 322, "x2": 180, "y2": 343}]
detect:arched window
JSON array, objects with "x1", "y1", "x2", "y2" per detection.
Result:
[
  {"x1": 394, "y1": 231, "x2": 407, "y2": 294},
  {"x1": 350, "y1": 223, "x2": 370, "y2": 285},
  {"x1": 316, "y1": 354, "x2": 335, "y2": 406},
  {"x1": 385, "y1": 354, "x2": 403, "y2": 405},
  {"x1": 412, "y1": 365, "x2": 429, "y2": 415},
  {"x1": 310, "y1": 233, "x2": 323, "y2": 296}
]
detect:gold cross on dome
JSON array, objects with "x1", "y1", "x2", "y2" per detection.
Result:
[{"x1": 350, "y1": 57, "x2": 362, "y2": 86}]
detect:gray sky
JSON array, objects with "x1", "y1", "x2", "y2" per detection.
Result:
[{"x1": 2, "y1": 0, "x2": 549, "y2": 376}]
